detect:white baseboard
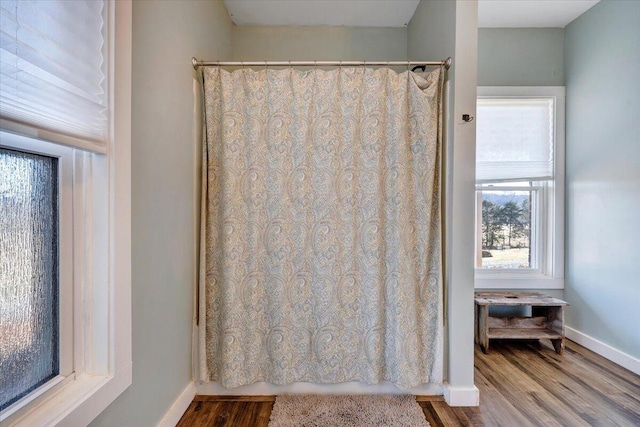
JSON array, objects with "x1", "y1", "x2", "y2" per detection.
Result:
[
  {"x1": 566, "y1": 327, "x2": 640, "y2": 376},
  {"x1": 197, "y1": 380, "x2": 443, "y2": 396},
  {"x1": 443, "y1": 383, "x2": 479, "y2": 407},
  {"x1": 158, "y1": 382, "x2": 196, "y2": 427}
]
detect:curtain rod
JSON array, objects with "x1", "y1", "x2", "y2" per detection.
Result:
[{"x1": 192, "y1": 57, "x2": 452, "y2": 70}]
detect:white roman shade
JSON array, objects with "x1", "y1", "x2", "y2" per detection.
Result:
[
  {"x1": 0, "y1": 0, "x2": 107, "y2": 152},
  {"x1": 476, "y1": 97, "x2": 554, "y2": 182}
]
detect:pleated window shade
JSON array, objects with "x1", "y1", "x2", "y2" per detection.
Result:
[
  {"x1": 0, "y1": 0, "x2": 107, "y2": 153},
  {"x1": 476, "y1": 98, "x2": 554, "y2": 183}
]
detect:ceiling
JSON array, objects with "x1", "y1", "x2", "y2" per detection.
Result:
[
  {"x1": 479, "y1": 1, "x2": 600, "y2": 28},
  {"x1": 223, "y1": 0, "x2": 600, "y2": 29}
]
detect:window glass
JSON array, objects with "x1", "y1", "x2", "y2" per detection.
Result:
[
  {"x1": 0, "y1": 147, "x2": 58, "y2": 411},
  {"x1": 477, "y1": 182, "x2": 535, "y2": 269}
]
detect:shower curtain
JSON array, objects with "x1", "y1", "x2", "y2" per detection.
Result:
[{"x1": 199, "y1": 65, "x2": 444, "y2": 389}]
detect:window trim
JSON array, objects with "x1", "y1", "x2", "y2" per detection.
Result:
[
  {"x1": 0, "y1": 1, "x2": 132, "y2": 425},
  {"x1": 474, "y1": 86, "x2": 565, "y2": 290}
]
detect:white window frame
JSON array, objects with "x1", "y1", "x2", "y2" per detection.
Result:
[
  {"x1": 0, "y1": 135, "x2": 74, "y2": 418},
  {"x1": 475, "y1": 86, "x2": 565, "y2": 290},
  {"x1": 0, "y1": 1, "x2": 132, "y2": 425}
]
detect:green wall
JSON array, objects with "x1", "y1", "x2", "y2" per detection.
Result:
[
  {"x1": 478, "y1": 28, "x2": 564, "y2": 86},
  {"x1": 88, "y1": 0, "x2": 485, "y2": 421},
  {"x1": 233, "y1": 26, "x2": 407, "y2": 62},
  {"x1": 409, "y1": 0, "x2": 479, "y2": 401},
  {"x1": 476, "y1": 29, "x2": 565, "y2": 303},
  {"x1": 564, "y1": 0, "x2": 640, "y2": 360},
  {"x1": 90, "y1": 1, "x2": 233, "y2": 426}
]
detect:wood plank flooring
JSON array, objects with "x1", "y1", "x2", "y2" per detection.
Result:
[{"x1": 177, "y1": 340, "x2": 640, "y2": 426}]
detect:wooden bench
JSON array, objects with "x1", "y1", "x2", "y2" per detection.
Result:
[{"x1": 474, "y1": 291, "x2": 569, "y2": 354}]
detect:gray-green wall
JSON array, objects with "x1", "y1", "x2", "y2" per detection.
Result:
[
  {"x1": 409, "y1": 0, "x2": 478, "y2": 399},
  {"x1": 564, "y1": 0, "x2": 640, "y2": 360},
  {"x1": 476, "y1": 29, "x2": 565, "y2": 304},
  {"x1": 409, "y1": 0, "x2": 459, "y2": 388},
  {"x1": 478, "y1": 28, "x2": 564, "y2": 86},
  {"x1": 233, "y1": 26, "x2": 407, "y2": 61},
  {"x1": 90, "y1": 0, "x2": 482, "y2": 422},
  {"x1": 90, "y1": 1, "x2": 233, "y2": 426}
]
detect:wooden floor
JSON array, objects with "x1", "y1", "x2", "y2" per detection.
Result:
[{"x1": 177, "y1": 340, "x2": 640, "y2": 426}]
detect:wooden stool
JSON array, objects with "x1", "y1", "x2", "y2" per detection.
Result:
[{"x1": 474, "y1": 291, "x2": 569, "y2": 354}]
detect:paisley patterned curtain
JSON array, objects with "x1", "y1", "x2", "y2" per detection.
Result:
[{"x1": 200, "y1": 66, "x2": 444, "y2": 388}]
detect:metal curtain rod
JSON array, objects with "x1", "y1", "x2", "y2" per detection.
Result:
[{"x1": 192, "y1": 57, "x2": 452, "y2": 70}]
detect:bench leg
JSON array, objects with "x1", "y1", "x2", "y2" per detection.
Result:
[
  {"x1": 478, "y1": 305, "x2": 489, "y2": 353},
  {"x1": 551, "y1": 338, "x2": 564, "y2": 355},
  {"x1": 545, "y1": 305, "x2": 566, "y2": 355}
]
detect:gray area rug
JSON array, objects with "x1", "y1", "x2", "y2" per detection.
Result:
[{"x1": 268, "y1": 394, "x2": 430, "y2": 427}]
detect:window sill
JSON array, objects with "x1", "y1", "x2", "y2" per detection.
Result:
[
  {"x1": 9, "y1": 364, "x2": 132, "y2": 427},
  {"x1": 475, "y1": 276, "x2": 564, "y2": 290}
]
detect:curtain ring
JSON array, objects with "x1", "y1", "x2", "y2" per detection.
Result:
[
  {"x1": 241, "y1": 61, "x2": 245, "y2": 70},
  {"x1": 265, "y1": 60, "x2": 268, "y2": 71},
  {"x1": 314, "y1": 60, "x2": 317, "y2": 71}
]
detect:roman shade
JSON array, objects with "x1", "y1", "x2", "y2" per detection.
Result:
[
  {"x1": 0, "y1": 0, "x2": 107, "y2": 152},
  {"x1": 476, "y1": 97, "x2": 554, "y2": 182}
]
